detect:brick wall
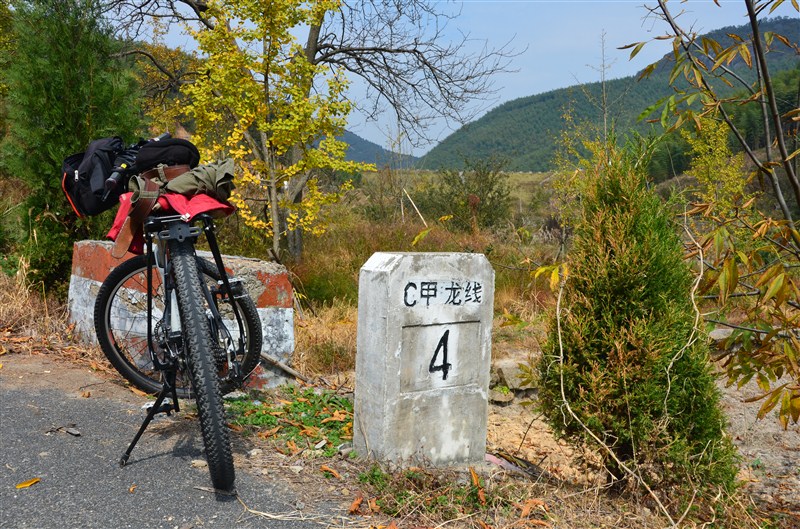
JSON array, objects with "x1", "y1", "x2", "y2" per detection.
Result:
[{"x1": 68, "y1": 240, "x2": 294, "y2": 389}]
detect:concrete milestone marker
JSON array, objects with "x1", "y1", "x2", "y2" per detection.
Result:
[{"x1": 354, "y1": 252, "x2": 494, "y2": 466}]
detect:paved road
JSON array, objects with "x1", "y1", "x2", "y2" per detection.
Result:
[{"x1": 0, "y1": 354, "x2": 340, "y2": 529}]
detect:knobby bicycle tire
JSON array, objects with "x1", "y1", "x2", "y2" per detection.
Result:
[
  {"x1": 169, "y1": 238, "x2": 235, "y2": 491},
  {"x1": 94, "y1": 254, "x2": 262, "y2": 399}
]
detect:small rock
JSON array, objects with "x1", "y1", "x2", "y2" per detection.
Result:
[
  {"x1": 248, "y1": 448, "x2": 263, "y2": 458},
  {"x1": 190, "y1": 459, "x2": 208, "y2": 469},
  {"x1": 708, "y1": 328, "x2": 733, "y2": 341},
  {"x1": 494, "y1": 358, "x2": 536, "y2": 391},
  {"x1": 289, "y1": 465, "x2": 304, "y2": 474},
  {"x1": 489, "y1": 387, "x2": 515, "y2": 404}
]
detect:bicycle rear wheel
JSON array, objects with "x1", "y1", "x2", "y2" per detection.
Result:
[
  {"x1": 94, "y1": 254, "x2": 262, "y2": 399},
  {"x1": 169, "y1": 238, "x2": 235, "y2": 491}
]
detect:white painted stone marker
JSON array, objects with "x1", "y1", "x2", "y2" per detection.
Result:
[{"x1": 354, "y1": 252, "x2": 494, "y2": 466}]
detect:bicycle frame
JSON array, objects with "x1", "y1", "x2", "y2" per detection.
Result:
[{"x1": 120, "y1": 211, "x2": 249, "y2": 466}]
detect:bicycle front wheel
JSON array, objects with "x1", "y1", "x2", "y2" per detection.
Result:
[{"x1": 169, "y1": 238, "x2": 235, "y2": 491}]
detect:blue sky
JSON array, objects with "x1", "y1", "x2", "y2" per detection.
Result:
[{"x1": 345, "y1": 0, "x2": 799, "y2": 156}]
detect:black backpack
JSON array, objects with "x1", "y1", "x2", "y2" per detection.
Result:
[
  {"x1": 61, "y1": 137, "x2": 125, "y2": 217},
  {"x1": 135, "y1": 138, "x2": 200, "y2": 172}
]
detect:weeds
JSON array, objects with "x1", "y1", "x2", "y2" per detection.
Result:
[{"x1": 226, "y1": 385, "x2": 353, "y2": 457}]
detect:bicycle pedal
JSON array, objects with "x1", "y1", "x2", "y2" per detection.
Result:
[{"x1": 142, "y1": 399, "x2": 175, "y2": 415}]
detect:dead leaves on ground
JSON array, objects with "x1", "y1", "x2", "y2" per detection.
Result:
[
  {"x1": 320, "y1": 464, "x2": 341, "y2": 479},
  {"x1": 347, "y1": 493, "x2": 382, "y2": 516},
  {"x1": 15, "y1": 477, "x2": 40, "y2": 489},
  {"x1": 348, "y1": 467, "x2": 553, "y2": 529}
]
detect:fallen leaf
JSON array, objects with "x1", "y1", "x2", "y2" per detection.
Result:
[
  {"x1": 299, "y1": 426, "x2": 320, "y2": 437},
  {"x1": 477, "y1": 521, "x2": 493, "y2": 529},
  {"x1": 16, "y1": 478, "x2": 40, "y2": 489},
  {"x1": 129, "y1": 387, "x2": 149, "y2": 398},
  {"x1": 469, "y1": 467, "x2": 481, "y2": 487},
  {"x1": 321, "y1": 410, "x2": 349, "y2": 423},
  {"x1": 228, "y1": 423, "x2": 244, "y2": 433},
  {"x1": 320, "y1": 465, "x2": 341, "y2": 479},
  {"x1": 519, "y1": 498, "x2": 549, "y2": 518},
  {"x1": 348, "y1": 494, "x2": 363, "y2": 515},
  {"x1": 81, "y1": 391, "x2": 91, "y2": 398},
  {"x1": 386, "y1": 522, "x2": 398, "y2": 529},
  {"x1": 0, "y1": 363, "x2": 3, "y2": 370},
  {"x1": 257, "y1": 426, "x2": 281, "y2": 439},
  {"x1": 527, "y1": 521, "x2": 551, "y2": 528},
  {"x1": 368, "y1": 497, "x2": 380, "y2": 513},
  {"x1": 128, "y1": 484, "x2": 137, "y2": 493}
]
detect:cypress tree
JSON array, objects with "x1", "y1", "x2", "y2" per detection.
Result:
[{"x1": 537, "y1": 139, "x2": 738, "y2": 506}]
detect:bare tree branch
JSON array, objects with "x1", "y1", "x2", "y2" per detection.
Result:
[{"x1": 102, "y1": 0, "x2": 519, "y2": 147}]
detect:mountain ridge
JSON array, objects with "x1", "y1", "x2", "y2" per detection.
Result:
[{"x1": 416, "y1": 16, "x2": 799, "y2": 173}]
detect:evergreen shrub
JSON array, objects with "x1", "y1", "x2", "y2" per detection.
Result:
[
  {"x1": 537, "y1": 141, "x2": 738, "y2": 504},
  {"x1": 2, "y1": 0, "x2": 142, "y2": 288}
]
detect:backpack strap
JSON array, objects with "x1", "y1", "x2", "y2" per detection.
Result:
[
  {"x1": 111, "y1": 177, "x2": 162, "y2": 259},
  {"x1": 139, "y1": 164, "x2": 191, "y2": 184},
  {"x1": 109, "y1": 164, "x2": 192, "y2": 258}
]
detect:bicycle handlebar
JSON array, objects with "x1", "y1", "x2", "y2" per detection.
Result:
[{"x1": 102, "y1": 133, "x2": 172, "y2": 202}]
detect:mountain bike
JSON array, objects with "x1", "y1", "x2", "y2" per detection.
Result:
[{"x1": 92, "y1": 143, "x2": 262, "y2": 492}]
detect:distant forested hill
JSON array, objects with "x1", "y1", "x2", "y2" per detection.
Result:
[
  {"x1": 419, "y1": 17, "x2": 799, "y2": 173},
  {"x1": 341, "y1": 130, "x2": 418, "y2": 168}
]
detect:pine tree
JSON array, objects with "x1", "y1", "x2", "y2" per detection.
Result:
[{"x1": 3, "y1": 0, "x2": 142, "y2": 286}]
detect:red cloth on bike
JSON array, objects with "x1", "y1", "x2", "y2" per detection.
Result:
[{"x1": 107, "y1": 192, "x2": 235, "y2": 255}]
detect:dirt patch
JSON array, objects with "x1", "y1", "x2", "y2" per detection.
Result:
[{"x1": 483, "y1": 370, "x2": 800, "y2": 523}]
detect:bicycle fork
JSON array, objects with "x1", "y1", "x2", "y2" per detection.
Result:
[{"x1": 118, "y1": 215, "x2": 248, "y2": 466}]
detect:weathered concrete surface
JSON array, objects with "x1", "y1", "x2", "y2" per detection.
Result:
[
  {"x1": 354, "y1": 252, "x2": 494, "y2": 466},
  {"x1": 67, "y1": 240, "x2": 294, "y2": 388}
]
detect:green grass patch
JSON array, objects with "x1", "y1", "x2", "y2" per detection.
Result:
[{"x1": 226, "y1": 385, "x2": 353, "y2": 457}]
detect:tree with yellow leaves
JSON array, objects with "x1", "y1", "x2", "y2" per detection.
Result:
[
  {"x1": 104, "y1": 0, "x2": 515, "y2": 258},
  {"x1": 180, "y1": 0, "x2": 370, "y2": 258},
  {"x1": 629, "y1": 0, "x2": 800, "y2": 426}
]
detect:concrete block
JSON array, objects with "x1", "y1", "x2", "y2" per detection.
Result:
[
  {"x1": 67, "y1": 240, "x2": 294, "y2": 388},
  {"x1": 354, "y1": 252, "x2": 494, "y2": 466}
]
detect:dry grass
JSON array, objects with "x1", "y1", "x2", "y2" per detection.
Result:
[
  {"x1": 0, "y1": 261, "x2": 107, "y2": 370},
  {"x1": 293, "y1": 299, "x2": 358, "y2": 375},
  {"x1": 0, "y1": 258, "x2": 64, "y2": 336},
  {"x1": 237, "y1": 429, "x2": 778, "y2": 529}
]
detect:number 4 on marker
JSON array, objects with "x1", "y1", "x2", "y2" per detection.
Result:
[{"x1": 429, "y1": 329, "x2": 452, "y2": 380}]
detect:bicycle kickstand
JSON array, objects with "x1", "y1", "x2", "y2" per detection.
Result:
[{"x1": 119, "y1": 370, "x2": 180, "y2": 467}]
